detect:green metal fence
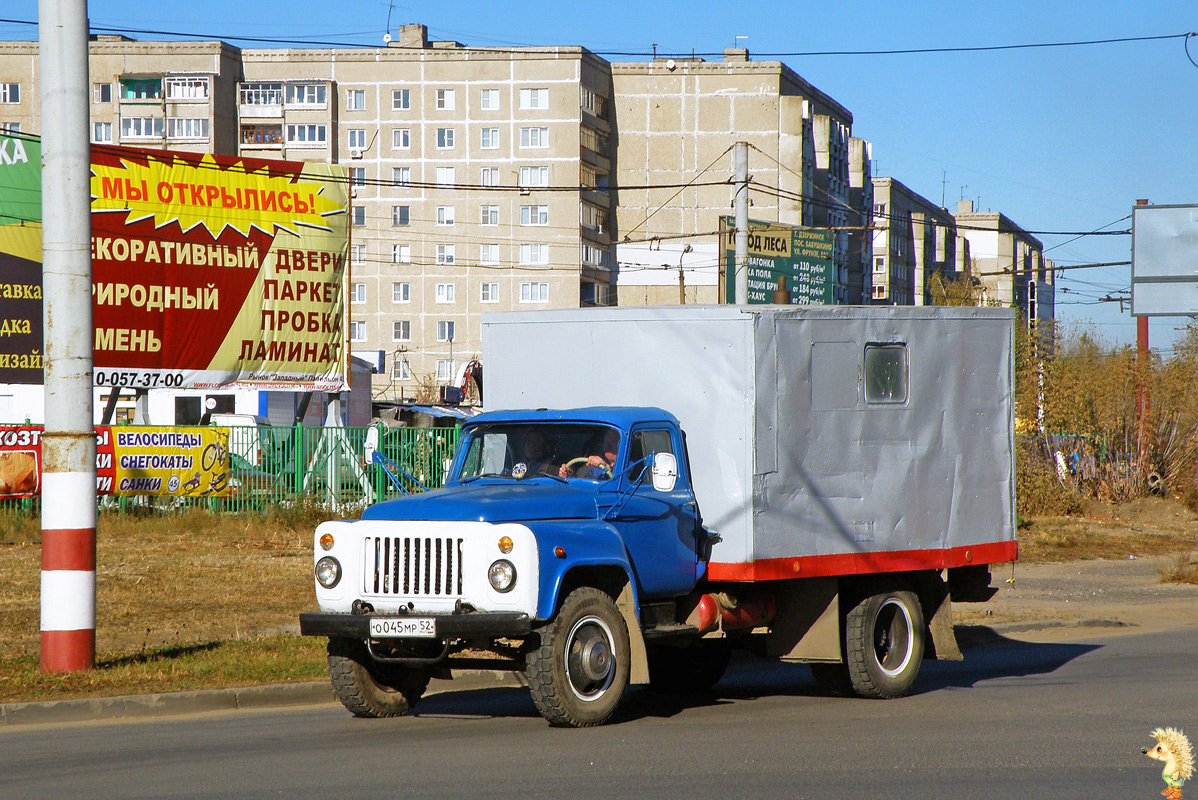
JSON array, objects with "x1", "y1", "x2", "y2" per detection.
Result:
[{"x1": 7, "y1": 424, "x2": 460, "y2": 516}]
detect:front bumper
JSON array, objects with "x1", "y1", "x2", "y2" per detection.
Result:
[{"x1": 299, "y1": 611, "x2": 533, "y2": 640}]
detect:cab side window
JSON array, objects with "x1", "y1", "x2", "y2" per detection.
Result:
[{"x1": 630, "y1": 429, "x2": 675, "y2": 470}]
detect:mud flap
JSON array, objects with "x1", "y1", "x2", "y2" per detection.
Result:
[
  {"x1": 616, "y1": 582, "x2": 650, "y2": 684},
  {"x1": 926, "y1": 579, "x2": 963, "y2": 661}
]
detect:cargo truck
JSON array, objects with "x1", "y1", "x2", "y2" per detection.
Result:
[{"x1": 299, "y1": 306, "x2": 1017, "y2": 726}]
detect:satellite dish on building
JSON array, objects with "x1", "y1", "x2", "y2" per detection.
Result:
[{"x1": 383, "y1": 33, "x2": 392, "y2": 44}]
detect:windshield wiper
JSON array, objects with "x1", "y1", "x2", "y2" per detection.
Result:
[{"x1": 459, "y1": 472, "x2": 516, "y2": 484}]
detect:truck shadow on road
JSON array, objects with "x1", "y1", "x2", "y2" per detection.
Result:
[{"x1": 407, "y1": 624, "x2": 1101, "y2": 724}]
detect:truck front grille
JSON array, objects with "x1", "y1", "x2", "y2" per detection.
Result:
[{"x1": 362, "y1": 535, "x2": 464, "y2": 597}]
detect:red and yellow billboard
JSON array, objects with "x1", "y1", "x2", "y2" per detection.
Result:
[
  {"x1": 0, "y1": 135, "x2": 350, "y2": 390},
  {"x1": 90, "y1": 147, "x2": 350, "y2": 390}
]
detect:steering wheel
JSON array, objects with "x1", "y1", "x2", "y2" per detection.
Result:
[{"x1": 563, "y1": 457, "x2": 612, "y2": 479}]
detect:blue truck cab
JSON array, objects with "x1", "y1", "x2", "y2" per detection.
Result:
[{"x1": 300, "y1": 406, "x2": 707, "y2": 727}]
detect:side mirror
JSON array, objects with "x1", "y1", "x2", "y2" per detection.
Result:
[{"x1": 650, "y1": 452, "x2": 678, "y2": 492}]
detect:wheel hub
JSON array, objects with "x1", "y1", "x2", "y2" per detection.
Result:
[{"x1": 566, "y1": 619, "x2": 615, "y2": 698}]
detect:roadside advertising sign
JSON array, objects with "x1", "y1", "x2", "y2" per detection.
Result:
[
  {"x1": 0, "y1": 134, "x2": 351, "y2": 390},
  {"x1": 0, "y1": 133, "x2": 43, "y2": 385},
  {"x1": 722, "y1": 217, "x2": 834, "y2": 304},
  {"x1": 0, "y1": 425, "x2": 231, "y2": 498}
]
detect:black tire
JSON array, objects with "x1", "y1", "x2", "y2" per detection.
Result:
[
  {"x1": 327, "y1": 637, "x2": 431, "y2": 718},
  {"x1": 844, "y1": 589, "x2": 925, "y2": 699},
  {"x1": 647, "y1": 640, "x2": 732, "y2": 694},
  {"x1": 525, "y1": 587, "x2": 631, "y2": 727}
]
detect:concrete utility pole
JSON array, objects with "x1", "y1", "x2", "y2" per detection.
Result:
[
  {"x1": 734, "y1": 142, "x2": 749, "y2": 304},
  {"x1": 39, "y1": 0, "x2": 97, "y2": 673}
]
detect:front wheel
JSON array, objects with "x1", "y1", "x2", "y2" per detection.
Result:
[
  {"x1": 843, "y1": 589, "x2": 925, "y2": 698},
  {"x1": 525, "y1": 587, "x2": 631, "y2": 727},
  {"x1": 327, "y1": 637, "x2": 431, "y2": 718}
]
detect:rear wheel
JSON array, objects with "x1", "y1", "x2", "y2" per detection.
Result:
[
  {"x1": 525, "y1": 587, "x2": 630, "y2": 727},
  {"x1": 327, "y1": 637, "x2": 430, "y2": 718},
  {"x1": 843, "y1": 589, "x2": 924, "y2": 698}
]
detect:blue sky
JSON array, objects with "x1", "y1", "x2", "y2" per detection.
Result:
[{"x1": 4, "y1": 0, "x2": 1196, "y2": 351}]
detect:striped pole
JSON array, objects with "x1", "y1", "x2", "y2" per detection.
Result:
[
  {"x1": 39, "y1": 0, "x2": 96, "y2": 673},
  {"x1": 41, "y1": 472, "x2": 97, "y2": 671}
]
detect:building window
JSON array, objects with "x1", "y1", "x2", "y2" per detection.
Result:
[
  {"x1": 519, "y1": 166, "x2": 549, "y2": 188},
  {"x1": 392, "y1": 206, "x2": 410, "y2": 226},
  {"x1": 352, "y1": 206, "x2": 366, "y2": 226},
  {"x1": 240, "y1": 83, "x2": 283, "y2": 105},
  {"x1": 392, "y1": 89, "x2": 410, "y2": 110},
  {"x1": 435, "y1": 167, "x2": 455, "y2": 186},
  {"x1": 120, "y1": 117, "x2": 164, "y2": 139},
  {"x1": 521, "y1": 205, "x2": 548, "y2": 226},
  {"x1": 0, "y1": 84, "x2": 17, "y2": 104},
  {"x1": 874, "y1": 257, "x2": 886, "y2": 274},
  {"x1": 437, "y1": 320, "x2": 456, "y2": 342},
  {"x1": 519, "y1": 88, "x2": 548, "y2": 109},
  {"x1": 435, "y1": 89, "x2": 455, "y2": 110},
  {"x1": 520, "y1": 127, "x2": 549, "y2": 148},
  {"x1": 580, "y1": 126, "x2": 607, "y2": 154},
  {"x1": 436, "y1": 206, "x2": 455, "y2": 226},
  {"x1": 580, "y1": 282, "x2": 610, "y2": 306},
  {"x1": 479, "y1": 244, "x2": 499, "y2": 266},
  {"x1": 582, "y1": 243, "x2": 611, "y2": 268},
  {"x1": 285, "y1": 124, "x2": 327, "y2": 145},
  {"x1": 392, "y1": 128, "x2": 411, "y2": 149},
  {"x1": 393, "y1": 320, "x2": 411, "y2": 341},
  {"x1": 93, "y1": 83, "x2": 112, "y2": 104},
  {"x1": 350, "y1": 282, "x2": 366, "y2": 303},
  {"x1": 480, "y1": 282, "x2": 499, "y2": 302},
  {"x1": 435, "y1": 282, "x2": 456, "y2": 303},
  {"x1": 392, "y1": 167, "x2": 411, "y2": 187},
  {"x1": 389, "y1": 247, "x2": 411, "y2": 267},
  {"x1": 91, "y1": 122, "x2": 113, "y2": 143},
  {"x1": 393, "y1": 358, "x2": 411, "y2": 380},
  {"x1": 349, "y1": 167, "x2": 366, "y2": 186},
  {"x1": 580, "y1": 86, "x2": 608, "y2": 119},
  {"x1": 481, "y1": 128, "x2": 499, "y2": 149},
  {"x1": 519, "y1": 243, "x2": 548, "y2": 264},
  {"x1": 436, "y1": 128, "x2": 455, "y2": 149},
  {"x1": 349, "y1": 321, "x2": 367, "y2": 342},
  {"x1": 581, "y1": 203, "x2": 608, "y2": 233},
  {"x1": 351, "y1": 244, "x2": 366, "y2": 265},
  {"x1": 436, "y1": 359, "x2": 455, "y2": 382},
  {"x1": 480, "y1": 205, "x2": 499, "y2": 226},
  {"x1": 348, "y1": 129, "x2": 367, "y2": 149},
  {"x1": 392, "y1": 281, "x2": 410, "y2": 302},
  {"x1": 285, "y1": 83, "x2": 326, "y2": 107},
  {"x1": 480, "y1": 88, "x2": 500, "y2": 111},
  {"x1": 165, "y1": 77, "x2": 209, "y2": 100},
  {"x1": 436, "y1": 245, "x2": 456, "y2": 265},
  {"x1": 119, "y1": 79, "x2": 160, "y2": 100},
  {"x1": 346, "y1": 89, "x2": 365, "y2": 111},
  {"x1": 480, "y1": 167, "x2": 499, "y2": 186},
  {"x1": 241, "y1": 124, "x2": 282, "y2": 145},
  {"x1": 864, "y1": 344, "x2": 907, "y2": 404},
  {"x1": 520, "y1": 282, "x2": 549, "y2": 303}
]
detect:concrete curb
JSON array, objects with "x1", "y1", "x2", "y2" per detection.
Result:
[{"x1": 0, "y1": 670, "x2": 526, "y2": 729}]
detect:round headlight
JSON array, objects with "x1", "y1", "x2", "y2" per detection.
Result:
[
  {"x1": 487, "y1": 559, "x2": 516, "y2": 593},
  {"x1": 315, "y1": 556, "x2": 341, "y2": 589}
]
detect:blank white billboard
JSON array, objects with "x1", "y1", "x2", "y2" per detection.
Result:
[{"x1": 1131, "y1": 204, "x2": 1198, "y2": 316}]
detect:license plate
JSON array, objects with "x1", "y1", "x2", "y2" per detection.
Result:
[{"x1": 369, "y1": 617, "x2": 436, "y2": 638}]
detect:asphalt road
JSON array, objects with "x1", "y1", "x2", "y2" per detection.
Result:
[{"x1": 2, "y1": 623, "x2": 1193, "y2": 800}]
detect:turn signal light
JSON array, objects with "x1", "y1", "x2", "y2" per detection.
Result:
[
  {"x1": 498, "y1": 535, "x2": 514, "y2": 554},
  {"x1": 319, "y1": 532, "x2": 335, "y2": 551}
]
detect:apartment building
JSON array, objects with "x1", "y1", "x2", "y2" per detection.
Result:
[
  {"x1": 0, "y1": 25, "x2": 615, "y2": 401},
  {"x1": 609, "y1": 51, "x2": 861, "y2": 305},
  {"x1": 953, "y1": 200, "x2": 1055, "y2": 329},
  {"x1": 870, "y1": 177, "x2": 958, "y2": 306}
]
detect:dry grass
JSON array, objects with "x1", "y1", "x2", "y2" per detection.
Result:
[
  {"x1": 1159, "y1": 553, "x2": 1198, "y2": 585},
  {"x1": 0, "y1": 505, "x2": 337, "y2": 703}
]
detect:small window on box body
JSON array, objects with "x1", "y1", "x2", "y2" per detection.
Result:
[{"x1": 864, "y1": 344, "x2": 907, "y2": 405}]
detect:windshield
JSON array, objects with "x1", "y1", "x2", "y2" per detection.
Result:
[{"x1": 456, "y1": 423, "x2": 622, "y2": 482}]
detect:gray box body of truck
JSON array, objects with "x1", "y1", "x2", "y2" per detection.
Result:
[{"x1": 481, "y1": 305, "x2": 1017, "y2": 577}]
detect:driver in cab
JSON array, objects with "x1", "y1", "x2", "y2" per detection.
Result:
[{"x1": 559, "y1": 428, "x2": 620, "y2": 479}]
